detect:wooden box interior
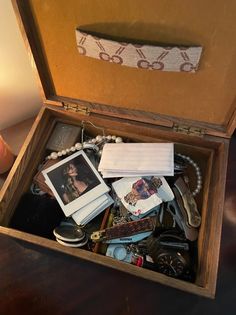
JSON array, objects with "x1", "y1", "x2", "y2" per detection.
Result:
[
  {"x1": 0, "y1": 0, "x2": 233, "y2": 299},
  {"x1": 0, "y1": 105, "x2": 229, "y2": 298}
]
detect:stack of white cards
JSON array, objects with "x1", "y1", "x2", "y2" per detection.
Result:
[
  {"x1": 72, "y1": 193, "x2": 113, "y2": 226},
  {"x1": 98, "y1": 143, "x2": 174, "y2": 178}
]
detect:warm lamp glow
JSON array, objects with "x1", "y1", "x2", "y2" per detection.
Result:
[{"x1": 0, "y1": 135, "x2": 15, "y2": 174}]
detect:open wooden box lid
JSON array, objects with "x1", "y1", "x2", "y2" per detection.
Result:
[{"x1": 13, "y1": 0, "x2": 236, "y2": 137}]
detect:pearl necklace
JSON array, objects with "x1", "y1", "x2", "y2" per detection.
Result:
[
  {"x1": 175, "y1": 153, "x2": 202, "y2": 196},
  {"x1": 46, "y1": 134, "x2": 123, "y2": 160}
]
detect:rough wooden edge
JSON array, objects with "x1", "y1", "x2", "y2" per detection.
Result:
[
  {"x1": 0, "y1": 106, "x2": 46, "y2": 200},
  {"x1": 0, "y1": 106, "x2": 56, "y2": 226},
  {"x1": 52, "y1": 96, "x2": 230, "y2": 138},
  {"x1": 0, "y1": 226, "x2": 215, "y2": 298},
  {"x1": 196, "y1": 148, "x2": 214, "y2": 286},
  {"x1": 204, "y1": 139, "x2": 230, "y2": 296},
  {"x1": 226, "y1": 106, "x2": 236, "y2": 137},
  {"x1": 195, "y1": 138, "x2": 229, "y2": 297}
]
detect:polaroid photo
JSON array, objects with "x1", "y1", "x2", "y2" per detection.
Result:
[
  {"x1": 112, "y1": 176, "x2": 174, "y2": 216},
  {"x1": 43, "y1": 150, "x2": 110, "y2": 217}
]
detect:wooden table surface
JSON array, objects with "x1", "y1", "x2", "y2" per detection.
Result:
[{"x1": 0, "y1": 120, "x2": 235, "y2": 315}]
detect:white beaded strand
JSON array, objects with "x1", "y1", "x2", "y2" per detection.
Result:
[
  {"x1": 46, "y1": 134, "x2": 123, "y2": 160},
  {"x1": 176, "y1": 153, "x2": 202, "y2": 196}
]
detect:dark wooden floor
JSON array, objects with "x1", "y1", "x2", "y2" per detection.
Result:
[{"x1": 0, "y1": 133, "x2": 235, "y2": 315}]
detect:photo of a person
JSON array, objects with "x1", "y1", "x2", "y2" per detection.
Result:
[
  {"x1": 43, "y1": 151, "x2": 109, "y2": 217},
  {"x1": 124, "y1": 177, "x2": 162, "y2": 206},
  {"x1": 46, "y1": 154, "x2": 100, "y2": 205},
  {"x1": 61, "y1": 161, "x2": 99, "y2": 204},
  {"x1": 61, "y1": 163, "x2": 88, "y2": 203}
]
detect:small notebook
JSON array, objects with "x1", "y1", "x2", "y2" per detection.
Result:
[{"x1": 98, "y1": 143, "x2": 174, "y2": 178}]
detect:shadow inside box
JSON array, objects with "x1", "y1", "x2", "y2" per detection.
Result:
[{"x1": 9, "y1": 193, "x2": 65, "y2": 239}]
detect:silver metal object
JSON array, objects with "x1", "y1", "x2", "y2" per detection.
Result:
[{"x1": 53, "y1": 225, "x2": 85, "y2": 242}]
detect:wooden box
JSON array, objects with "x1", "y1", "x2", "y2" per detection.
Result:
[{"x1": 0, "y1": 0, "x2": 235, "y2": 298}]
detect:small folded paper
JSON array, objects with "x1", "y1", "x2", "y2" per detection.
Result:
[{"x1": 98, "y1": 143, "x2": 174, "y2": 178}]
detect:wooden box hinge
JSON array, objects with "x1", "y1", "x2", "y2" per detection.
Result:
[
  {"x1": 173, "y1": 124, "x2": 205, "y2": 137},
  {"x1": 62, "y1": 102, "x2": 90, "y2": 115}
]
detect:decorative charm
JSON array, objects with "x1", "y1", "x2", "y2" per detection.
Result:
[{"x1": 76, "y1": 29, "x2": 202, "y2": 73}]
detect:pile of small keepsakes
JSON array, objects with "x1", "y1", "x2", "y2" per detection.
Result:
[
  {"x1": 12, "y1": 128, "x2": 202, "y2": 282},
  {"x1": 59, "y1": 133, "x2": 202, "y2": 282}
]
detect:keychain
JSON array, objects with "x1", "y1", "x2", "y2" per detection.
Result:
[{"x1": 91, "y1": 216, "x2": 157, "y2": 242}]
